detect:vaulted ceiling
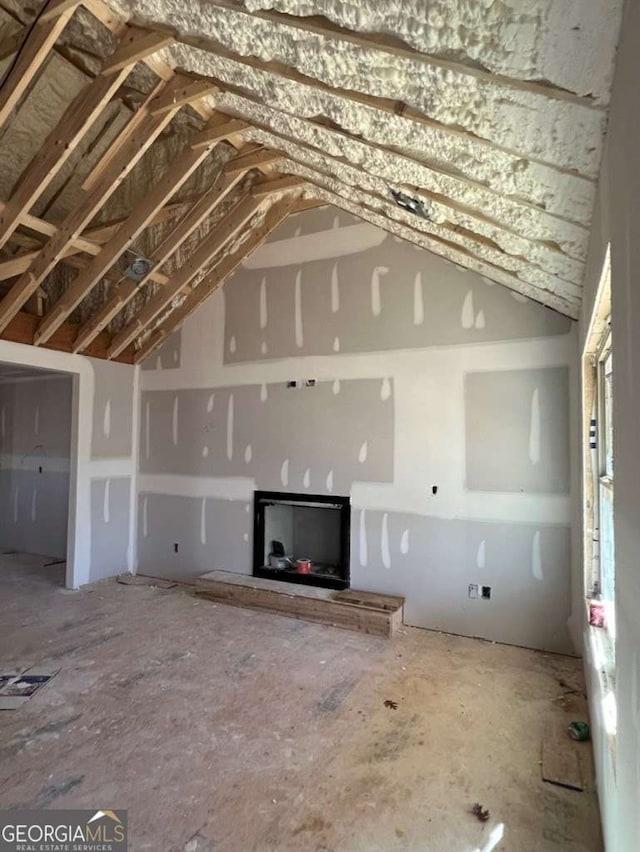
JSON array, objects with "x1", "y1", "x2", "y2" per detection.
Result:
[{"x1": 0, "y1": 0, "x2": 624, "y2": 363}]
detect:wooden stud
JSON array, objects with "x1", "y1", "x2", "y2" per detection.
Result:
[
  {"x1": 73, "y1": 167, "x2": 248, "y2": 352},
  {"x1": 0, "y1": 4, "x2": 77, "y2": 131},
  {"x1": 107, "y1": 193, "x2": 265, "y2": 359},
  {"x1": 150, "y1": 79, "x2": 219, "y2": 114},
  {"x1": 0, "y1": 204, "x2": 181, "y2": 283},
  {"x1": 293, "y1": 198, "x2": 327, "y2": 213},
  {"x1": 135, "y1": 196, "x2": 295, "y2": 363},
  {"x1": 80, "y1": 78, "x2": 166, "y2": 193},
  {"x1": 223, "y1": 148, "x2": 284, "y2": 175},
  {"x1": 252, "y1": 175, "x2": 307, "y2": 197},
  {"x1": 38, "y1": 0, "x2": 82, "y2": 21},
  {"x1": 82, "y1": 0, "x2": 213, "y2": 123},
  {"x1": 100, "y1": 26, "x2": 174, "y2": 74},
  {"x1": 35, "y1": 120, "x2": 223, "y2": 346},
  {"x1": 0, "y1": 79, "x2": 184, "y2": 334},
  {"x1": 190, "y1": 118, "x2": 250, "y2": 149},
  {"x1": 0, "y1": 28, "x2": 145, "y2": 253}
]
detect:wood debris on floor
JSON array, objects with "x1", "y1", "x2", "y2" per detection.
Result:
[
  {"x1": 117, "y1": 573, "x2": 177, "y2": 589},
  {"x1": 542, "y1": 716, "x2": 585, "y2": 792}
]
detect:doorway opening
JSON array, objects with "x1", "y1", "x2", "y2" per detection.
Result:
[{"x1": 0, "y1": 362, "x2": 73, "y2": 588}]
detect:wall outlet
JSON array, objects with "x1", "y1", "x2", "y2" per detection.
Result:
[
  {"x1": 305, "y1": 379, "x2": 316, "y2": 387},
  {"x1": 482, "y1": 585, "x2": 491, "y2": 600},
  {"x1": 468, "y1": 583, "x2": 478, "y2": 599},
  {"x1": 286, "y1": 380, "x2": 298, "y2": 389},
  {"x1": 174, "y1": 543, "x2": 179, "y2": 553}
]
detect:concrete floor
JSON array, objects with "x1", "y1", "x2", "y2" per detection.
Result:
[{"x1": 0, "y1": 553, "x2": 601, "y2": 852}]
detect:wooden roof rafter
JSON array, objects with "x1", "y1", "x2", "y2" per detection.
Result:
[
  {"x1": 71, "y1": 160, "x2": 252, "y2": 353},
  {"x1": 33, "y1": 111, "x2": 243, "y2": 346},
  {"x1": 134, "y1": 193, "x2": 297, "y2": 363}
]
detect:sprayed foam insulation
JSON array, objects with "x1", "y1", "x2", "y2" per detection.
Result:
[
  {"x1": 114, "y1": 0, "x2": 609, "y2": 175},
  {"x1": 216, "y1": 90, "x2": 589, "y2": 267},
  {"x1": 203, "y1": 51, "x2": 596, "y2": 226},
  {"x1": 308, "y1": 188, "x2": 578, "y2": 319},
  {"x1": 242, "y1": 0, "x2": 623, "y2": 103},
  {"x1": 0, "y1": 0, "x2": 626, "y2": 339},
  {"x1": 274, "y1": 156, "x2": 581, "y2": 303}
]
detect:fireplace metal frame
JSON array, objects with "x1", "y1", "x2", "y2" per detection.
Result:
[{"x1": 253, "y1": 490, "x2": 351, "y2": 590}]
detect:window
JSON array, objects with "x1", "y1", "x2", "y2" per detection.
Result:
[{"x1": 596, "y1": 332, "x2": 615, "y2": 641}]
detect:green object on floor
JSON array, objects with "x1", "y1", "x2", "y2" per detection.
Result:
[{"x1": 568, "y1": 721, "x2": 591, "y2": 741}]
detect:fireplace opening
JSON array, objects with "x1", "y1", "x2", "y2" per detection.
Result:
[{"x1": 253, "y1": 490, "x2": 350, "y2": 590}]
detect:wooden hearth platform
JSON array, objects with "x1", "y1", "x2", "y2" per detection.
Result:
[{"x1": 195, "y1": 571, "x2": 404, "y2": 637}]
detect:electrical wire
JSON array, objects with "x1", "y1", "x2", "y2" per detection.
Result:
[{"x1": 0, "y1": 0, "x2": 58, "y2": 95}]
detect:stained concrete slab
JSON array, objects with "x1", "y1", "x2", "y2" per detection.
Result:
[{"x1": 0, "y1": 553, "x2": 601, "y2": 852}]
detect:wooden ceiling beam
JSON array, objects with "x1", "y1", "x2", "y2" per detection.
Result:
[
  {"x1": 0, "y1": 77, "x2": 184, "y2": 335},
  {"x1": 107, "y1": 192, "x2": 265, "y2": 359},
  {"x1": 252, "y1": 175, "x2": 307, "y2": 197},
  {"x1": 79, "y1": 77, "x2": 167, "y2": 192},
  {"x1": 34, "y1": 117, "x2": 226, "y2": 346},
  {"x1": 39, "y1": 0, "x2": 82, "y2": 21},
  {"x1": 292, "y1": 198, "x2": 327, "y2": 213},
  {"x1": 134, "y1": 195, "x2": 296, "y2": 364},
  {"x1": 150, "y1": 78, "x2": 218, "y2": 114},
  {"x1": 100, "y1": 25, "x2": 174, "y2": 74},
  {"x1": 81, "y1": 0, "x2": 214, "y2": 122},
  {"x1": 73, "y1": 166, "x2": 248, "y2": 352},
  {"x1": 0, "y1": 26, "x2": 156, "y2": 253},
  {"x1": 223, "y1": 148, "x2": 284, "y2": 175},
  {"x1": 190, "y1": 117, "x2": 251, "y2": 149},
  {"x1": 0, "y1": 204, "x2": 182, "y2": 283},
  {"x1": 0, "y1": 2, "x2": 77, "y2": 131}
]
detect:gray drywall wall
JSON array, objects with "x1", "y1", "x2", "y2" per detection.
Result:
[
  {"x1": 90, "y1": 477, "x2": 132, "y2": 581},
  {"x1": 138, "y1": 492, "x2": 251, "y2": 581},
  {"x1": 141, "y1": 328, "x2": 182, "y2": 372},
  {"x1": 465, "y1": 367, "x2": 570, "y2": 493},
  {"x1": 351, "y1": 508, "x2": 572, "y2": 653},
  {"x1": 0, "y1": 375, "x2": 72, "y2": 558},
  {"x1": 91, "y1": 359, "x2": 135, "y2": 459},
  {"x1": 224, "y1": 220, "x2": 571, "y2": 364},
  {"x1": 578, "y1": 2, "x2": 640, "y2": 847},
  {"x1": 140, "y1": 378, "x2": 393, "y2": 493},
  {"x1": 138, "y1": 200, "x2": 575, "y2": 655}
]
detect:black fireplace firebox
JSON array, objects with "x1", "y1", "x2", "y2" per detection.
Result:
[{"x1": 253, "y1": 490, "x2": 351, "y2": 590}]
